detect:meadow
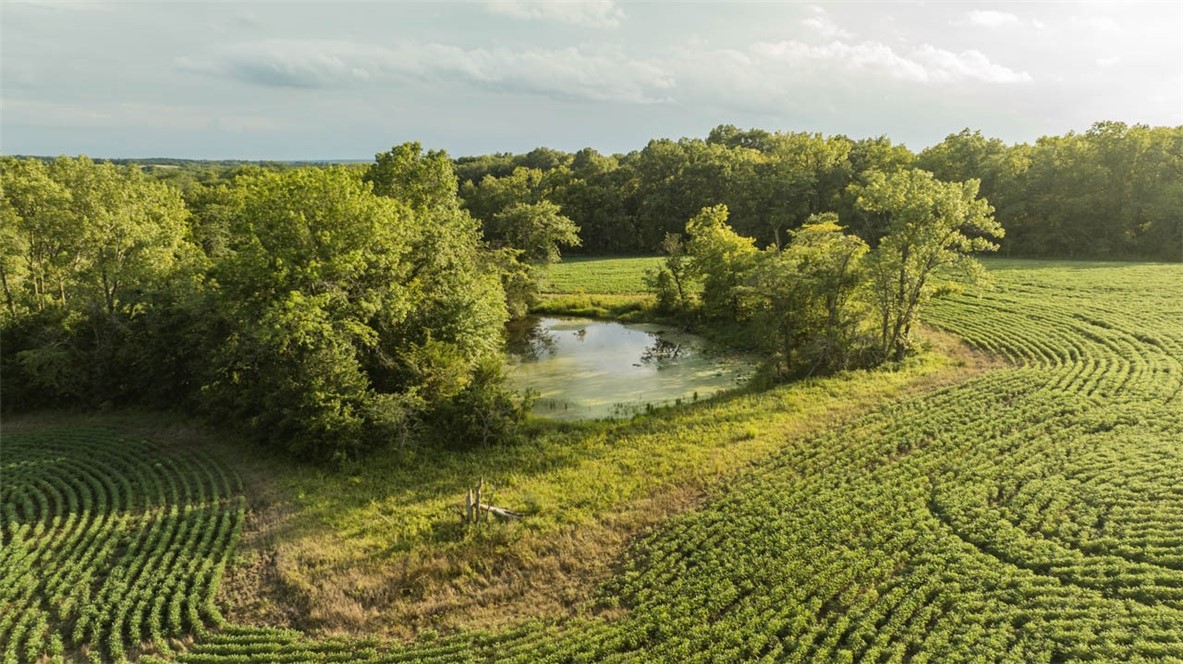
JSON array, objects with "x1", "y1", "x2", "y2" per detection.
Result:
[
  {"x1": 2, "y1": 258, "x2": 1181, "y2": 662},
  {"x1": 540, "y1": 256, "x2": 662, "y2": 295}
]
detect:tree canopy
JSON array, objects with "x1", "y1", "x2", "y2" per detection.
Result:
[{"x1": 1, "y1": 150, "x2": 519, "y2": 462}]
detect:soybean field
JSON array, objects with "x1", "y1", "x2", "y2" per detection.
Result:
[
  {"x1": 0, "y1": 430, "x2": 243, "y2": 663},
  {"x1": 3, "y1": 259, "x2": 1182, "y2": 662}
]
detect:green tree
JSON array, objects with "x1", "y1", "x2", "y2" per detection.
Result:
[
  {"x1": 486, "y1": 200, "x2": 581, "y2": 318},
  {"x1": 685, "y1": 204, "x2": 757, "y2": 320},
  {"x1": 364, "y1": 142, "x2": 459, "y2": 213},
  {"x1": 0, "y1": 157, "x2": 75, "y2": 313},
  {"x1": 644, "y1": 232, "x2": 693, "y2": 315},
  {"x1": 48, "y1": 158, "x2": 194, "y2": 318},
  {"x1": 204, "y1": 166, "x2": 507, "y2": 460},
  {"x1": 0, "y1": 156, "x2": 199, "y2": 407},
  {"x1": 857, "y1": 169, "x2": 1003, "y2": 361},
  {"x1": 365, "y1": 143, "x2": 510, "y2": 372},
  {"x1": 488, "y1": 200, "x2": 581, "y2": 265},
  {"x1": 750, "y1": 215, "x2": 869, "y2": 377}
]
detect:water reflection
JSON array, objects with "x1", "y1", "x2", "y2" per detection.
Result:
[
  {"x1": 505, "y1": 317, "x2": 753, "y2": 420},
  {"x1": 638, "y1": 335, "x2": 685, "y2": 368},
  {"x1": 505, "y1": 317, "x2": 559, "y2": 361}
]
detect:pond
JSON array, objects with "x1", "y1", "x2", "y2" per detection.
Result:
[{"x1": 505, "y1": 317, "x2": 754, "y2": 420}]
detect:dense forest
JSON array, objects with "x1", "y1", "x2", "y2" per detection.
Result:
[
  {"x1": 1, "y1": 121, "x2": 1178, "y2": 463},
  {"x1": 459, "y1": 121, "x2": 1182, "y2": 260}
]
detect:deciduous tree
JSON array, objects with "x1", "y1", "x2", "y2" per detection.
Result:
[{"x1": 857, "y1": 169, "x2": 1003, "y2": 361}]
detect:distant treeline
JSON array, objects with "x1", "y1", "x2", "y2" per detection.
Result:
[
  {"x1": 19, "y1": 121, "x2": 1178, "y2": 261},
  {"x1": 456, "y1": 122, "x2": 1182, "y2": 261}
]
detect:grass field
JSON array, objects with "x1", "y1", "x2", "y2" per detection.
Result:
[
  {"x1": 541, "y1": 256, "x2": 662, "y2": 295},
  {"x1": 3, "y1": 258, "x2": 1182, "y2": 662}
]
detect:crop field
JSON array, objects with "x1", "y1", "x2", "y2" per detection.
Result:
[
  {"x1": 0, "y1": 429, "x2": 244, "y2": 663},
  {"x1": 3, "y1": 259, "x2": 1182, "y2": 662}
]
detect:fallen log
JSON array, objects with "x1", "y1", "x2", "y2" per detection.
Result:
[{"x1": 478, "y1": 503, "x2": 524, "y2": 520}]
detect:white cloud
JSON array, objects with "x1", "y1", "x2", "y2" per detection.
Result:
[
  {"x1": 483, "y1": 0, "x2": 624, "y2": 28},
  {"x1": 1096, "y1": 56, "x2": 1121, "y2": 68},
  {"x1": 911, "y1": 45, "x2": 1032, "y2": 84},
  {"x1": 660, "y1": 36, "x2": 1034, "y2": 125},
  {"x1": 965, "y1": 10, "x2": 1021, "y2": 28},
  {"x1": 177, "y1": 39, "x2": 673, "y2": 104},
  {"x1": 747, "y1": 39, "x2": 1031, "y2": 85},
  {"x1": 802, "y1": 6, "x2": 854, "y2": 39}
]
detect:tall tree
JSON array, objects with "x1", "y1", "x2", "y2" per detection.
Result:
[
  {"x1": 750, "y1": 215, "x2": 869, "y2": 376},
  {"x1": 685, "y1": 204, "x2": 757, "y2": 320},
  {"x1": 365, "y1": 142, "x2": 459, "y2": 213},
  {"x1": 857, "y1": 169, "x2": 1003, "y2": 361},
  {"x1": 205, "y1": 166, "x2": 507, "y2": 460},
  {"x1": 486, "y1": 200, "x2": 581, "y2": 318}
]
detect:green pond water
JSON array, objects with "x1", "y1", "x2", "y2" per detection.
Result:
[{"x1": 505, "y1": 317, "x2": 754, "y2": 420}]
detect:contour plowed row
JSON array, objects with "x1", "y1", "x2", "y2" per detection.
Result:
[{"x1": 0, "y1": 429, "x2": 244, "y2": 664}]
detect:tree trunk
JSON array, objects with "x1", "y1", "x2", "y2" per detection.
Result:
[{"x1": 0, "y1": 260, "x2": 15, "y2": 317}]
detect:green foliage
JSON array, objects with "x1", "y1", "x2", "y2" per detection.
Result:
[
  {"x1": 856, "y1": 168, "x2": 1003, "y2": 360},
  {"x1": 684, "y1": 204, "x2": 758, "y2": 320},
  {"x1": 201, "y1": 165, "x2": 511, "y2": 461},
  {"x1": 429, "y1": 358, "x2": 534, "y2": 448},
  {"x1": 0, "y1": 156, "x2": 201, "y2": 407},
  {"x1": 488, "y1": 200, "x2": 581, "y2": 265},
  {"x1": 454, "y1": 123, "x2": 1180, "y2": 261},
  {"x1": 642, "y1": 234, "x2": 693, "y2": 315},
  {"x1": 749, "y1": 216, "x2": 870, "y2": 376},
  {"x1": 364, "y1": 141, "x2": 459, "y2": 214},
  {"x1": 642, "y1": 266, "x2": 679, "y2": 314},
  {"x1": 0, "y1": 156, "x2": 196, "y2": 318},
  {"x1": 480, "y1": 199, "x2": 581, "y2": 320},
  {"x1": 921, "y1": 122, "x2": 1183, "y2": 260}
]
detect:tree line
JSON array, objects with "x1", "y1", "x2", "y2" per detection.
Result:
[
  {"x1": 458, "y1": 121, "x2": 1181, "y2": 261},
  {"x1": 0, "y1": 147, "x2": 578, "y2": 462}
]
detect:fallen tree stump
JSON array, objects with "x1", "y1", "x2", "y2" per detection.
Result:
[
  {"x1": 462, "y1": 478, "x2": 524, "y2": 525},
  {"x1": 479, "y1": 503, "x2": 524, "y2": 520}
]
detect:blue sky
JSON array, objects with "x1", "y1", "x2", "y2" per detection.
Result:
[{"x1": 2, "y1": 1, "x2": 1181, "y2": 159}]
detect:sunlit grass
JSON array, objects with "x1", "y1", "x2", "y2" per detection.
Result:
[
  {"x1": 278, "y1": 346, "x2": 957, "y2": 559},
  {"x1": 542, "y1": 256, "x2": 662, "y2": 294}
]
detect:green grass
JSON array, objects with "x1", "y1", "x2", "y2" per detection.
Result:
[
  {"x1": 530, "y1": 293, "x2": 653, "y2": 320},
  {"x1": 6, "y1": 258, "x2": 1183, "y2": 661},
  {"x1": 541, "y1": 256, "x2": 662, "y2": 294},
  {"x1": 275, "y1": 347, "x2": 955, "y2": 554}
]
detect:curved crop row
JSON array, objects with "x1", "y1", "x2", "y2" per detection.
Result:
[{"x1": 0, "y1": 429, "x2": 243, "y2": 663}]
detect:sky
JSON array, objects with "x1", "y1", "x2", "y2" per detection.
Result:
[{"x1": 2, "y1": 1, "x2": 1181, "y2": 160}]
